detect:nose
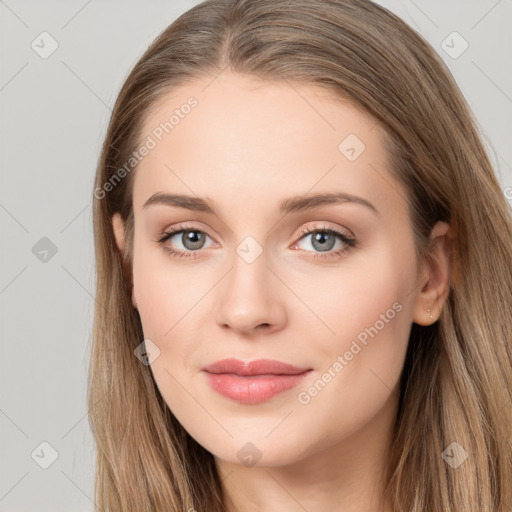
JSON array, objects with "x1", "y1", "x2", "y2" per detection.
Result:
[{"x1": 214, "y1": 249, "x2": 287, "y2": 336}]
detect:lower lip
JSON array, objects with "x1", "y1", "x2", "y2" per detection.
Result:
[{"x1": 203, "y1": 370, "x2": 312, "y2": 404}]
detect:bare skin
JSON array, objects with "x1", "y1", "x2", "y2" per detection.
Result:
[{"x1": 112, "y1": 72, "x2": 452, "y2": 512}]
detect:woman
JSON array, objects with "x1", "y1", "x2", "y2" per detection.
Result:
[{"x1": 89, "y1": 0, "x2": 512, "y2": 510}]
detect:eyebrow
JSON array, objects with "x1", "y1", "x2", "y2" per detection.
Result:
[{"x1": 143, "y1": 191, "x2": 379, "y2": 216}]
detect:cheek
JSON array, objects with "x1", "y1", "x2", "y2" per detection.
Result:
[
  {"x1": 132, "y1": 240, "x2": 204, "y2": 340},
  {"x1": 298, "y1": 240, "x2": 417, "y2": 355},
  {"x1": 133, "y1": 262, "x2": 173, "y2": 340},
  {"x1": 286, "y1": 270, "x2": 414, "y2": 459},
  {"x1": 296, "y1": 241, "x2": 416, "y2": 417}
]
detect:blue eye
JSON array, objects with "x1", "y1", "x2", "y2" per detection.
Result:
[
  {"x1": 157, "y1": 224, "x2": 213, "y2": 259},
  {"x1": 156, "y1": 223, "x2": 357, "y2": 260},
  {"x1": 292, "y1": 225, "x2": 357, "y2": 260}
]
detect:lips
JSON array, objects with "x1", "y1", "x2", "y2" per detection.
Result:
[
  {"x1": 201, "y1": 358, "x2": 312, "y2": 404},
  {"x1": 202, "y1": 358, "x2": 311, "y2": 376}
]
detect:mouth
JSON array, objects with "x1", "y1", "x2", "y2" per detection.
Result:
[{"x1": 201, "y1": 358, "x2": 313, "y2": 404}]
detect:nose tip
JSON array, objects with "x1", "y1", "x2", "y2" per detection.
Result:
[{"x1": 214, "y1": 260, "x2": 286, "y2": 336}]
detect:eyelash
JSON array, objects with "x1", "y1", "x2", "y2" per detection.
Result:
[{"x1": 156, "y1": 223, "x2": 357, "y2": 261}]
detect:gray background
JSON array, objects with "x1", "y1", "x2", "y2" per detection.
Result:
[{"x1": 1, "y1": 1, "x2": 511, "y2": 510}]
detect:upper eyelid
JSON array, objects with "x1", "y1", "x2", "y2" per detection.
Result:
[
  {"x1": 297, "y1": 223, "x2": 354, "y2": 238},
  {"x1": 161, "y1": 223, "x2": 353, "y2": 245}
]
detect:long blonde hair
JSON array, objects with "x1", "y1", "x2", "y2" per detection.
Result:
[{"x1": 89, "y1": 0, "x2": 512, "y2": 510}]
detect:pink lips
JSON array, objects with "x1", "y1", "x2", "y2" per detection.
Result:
[{"x1": 201, "y1": 358, "x2": 312, "y2": 404}]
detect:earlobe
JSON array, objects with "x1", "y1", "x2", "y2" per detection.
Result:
[
  {"x1": 412, "y1": 221, "x2": 454, "y2": 326},
  {"x1": 112, "y1": 212, "x2": 125, "y2": 253}
]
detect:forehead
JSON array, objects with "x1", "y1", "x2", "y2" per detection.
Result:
[{"x1": 132, "y1": 72, "x2": 397, "y2": 215}]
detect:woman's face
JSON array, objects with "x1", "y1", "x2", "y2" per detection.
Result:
[{"x1": 115, "y1": 72, "x2": 430, "y2": 467}]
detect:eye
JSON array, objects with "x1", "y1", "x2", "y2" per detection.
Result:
[
  {"x1": 156, "y1": 223, "x2": 214, "y2": 259},
  {"x1": 156, "y1": 222, "x2": 357, "y2": 260},
  {"x1": 291, "y1": 224, "x2": 357, "y2": 260}
]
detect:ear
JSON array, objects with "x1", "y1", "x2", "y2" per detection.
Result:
[
  {"x1": 111, "y1": 212, "x2": 137, "y2": 309},
  {"x1": 112, "y1": 212, "x2": 125, "y2": 253},
  {"x1": 412, "y1": 221, "x2": 454, "y2": 326}
]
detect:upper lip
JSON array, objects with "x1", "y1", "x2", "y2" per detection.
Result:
[{"x1": 202, "y1": 358, "x2": 311, "y2": 376}]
